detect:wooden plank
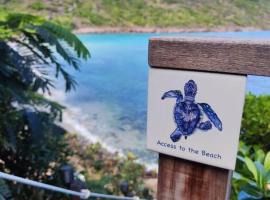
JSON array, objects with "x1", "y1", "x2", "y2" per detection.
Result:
[
  {"x1": 157, "y1": 154, "x2": 231, "y2": 200},
  {"x1": 149, "y1": 37, "x2": 270, "y2": 76}
]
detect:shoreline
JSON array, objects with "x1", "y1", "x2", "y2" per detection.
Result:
[
  {"x1": 62, "y1": 110, "x2": 158, "y2": 170},
  {"x1": 58, "y1": 102, "x2": 158, "y2": 170},
  {"x1": 74, "y1": 26, "x2": 265, "y2": 34}
]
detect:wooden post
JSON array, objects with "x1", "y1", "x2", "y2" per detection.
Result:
[
  {"x1": 157, "y1": 154, "x2": 231, "y2": 200},
  {"x1": 148, "y1": 37, "x2": 270, "y2": 200}
]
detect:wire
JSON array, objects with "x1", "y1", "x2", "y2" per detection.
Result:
[{"x1": 0, "y1": 172, "x2": 141, "y2": 200}]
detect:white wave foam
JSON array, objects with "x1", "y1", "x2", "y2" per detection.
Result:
[
  {"x1": 49, "y1": 89, "x2": 157, "y2": 169},
  {"x1": 62, "y1": 110, "x2": 121, "y2": 154}
]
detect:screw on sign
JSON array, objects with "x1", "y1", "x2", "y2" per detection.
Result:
[{"x1": 147, "y1": 38, "x2": 270, "y2": 200}]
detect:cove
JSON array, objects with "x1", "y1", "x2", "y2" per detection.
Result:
[{"x1": 51, "y1": 31, "x2": 270, "y2": 165}]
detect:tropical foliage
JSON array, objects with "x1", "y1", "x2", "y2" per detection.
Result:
[
  {"x1": 232, "y1": 142, "x2": 270, "y2": 200},
  {"x1": 231, "y1": 94, "x2": 270, "y2": 200},
  {"x1": 241, "y1": 94, "x2": 270, "y2": 151},
  {"x1": 0, "y1": 11, "x2": 89, "y2": 199}
]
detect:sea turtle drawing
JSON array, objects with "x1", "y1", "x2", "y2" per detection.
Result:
[{"x1": 161, "y1": 80, "x2": 222, "y2": 142}]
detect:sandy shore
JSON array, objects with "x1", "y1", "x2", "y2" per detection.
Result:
[{"x1": 74, "y1": 26, "x2": 263, "y2": 34}]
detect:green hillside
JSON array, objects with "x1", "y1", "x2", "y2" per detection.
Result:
[{"x1": 1, "y1": 0, "x2": 270, "y2": 31}]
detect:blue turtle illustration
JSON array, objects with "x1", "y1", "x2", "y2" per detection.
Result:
[{"x1": 161, "y1": 80, "x2": 222, "y2": 142}]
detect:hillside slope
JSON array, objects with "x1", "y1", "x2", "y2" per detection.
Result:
[{"x1": 1, "y1": 0, "x2": 270, "y2": 31}]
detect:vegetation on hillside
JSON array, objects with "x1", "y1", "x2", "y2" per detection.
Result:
[
  {"x1": 68, "y1": 135, "x2": 155, "y2": 199},
  {"x1": 0, "y1": 0, "x2": 270, "y2": 30}
]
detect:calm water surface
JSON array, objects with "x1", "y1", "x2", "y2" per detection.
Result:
[{"x1": 53, "y1": 31, "x2": 270, "y2": 165}]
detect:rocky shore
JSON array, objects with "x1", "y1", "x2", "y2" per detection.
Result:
[{"x1": 74, "y1": 26, "x2": 262, "y2": 34}]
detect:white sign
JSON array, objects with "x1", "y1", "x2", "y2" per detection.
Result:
[{"x1": 147, "y1": 68, "x2": 246, "y2": 170}]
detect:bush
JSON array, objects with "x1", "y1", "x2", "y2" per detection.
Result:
[
  {"x1": 0, "y1": 111, "x2": 73, "y2": 200},
  {"x1": 241, "y1": 94, "x2": 270, "y2": 151},
  {"x1": 231, "y1": 93, "x2": 270, "y2": 199},
  {"x1": 30, "y1": 1, "x2": 46, "y2": 11},
  {"x1": 67, "y1": 135, "x2": 154, "y2": 199}
]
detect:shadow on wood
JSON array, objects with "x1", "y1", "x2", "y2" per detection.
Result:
[{"x1": 157, "y1": 154, "x2": 231, "y2": 200}]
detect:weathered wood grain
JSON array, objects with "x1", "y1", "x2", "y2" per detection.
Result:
[
  {"x1": 149, "y1": 37, "x2": 270, "y2": 76},
  {"x1": 157, "y1": 154, "x2": 231, "y2": 200}
]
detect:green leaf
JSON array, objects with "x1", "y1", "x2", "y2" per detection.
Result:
[
  {"x1": 244, "y1": 184, "x2": 263, "y2": 197},
  {"x1": 234, "y1": 171, "x2": 245, "y2": 180},
  {"x1": 245, "y1": 157, "x2": 258, "y2": 182},
  {"x1": 237, "y1": 155, "x2": 245, "y2": 163},
  {"x1": 264, "y1": 152, "x2": 270, "y2": 171},
  {"x1": 254, "y1": 161, "x2": 266, "y2": 190},
  {"x1": 233, "y1": 171, "x2": 257, "y2": 186},
  {"x1": 238, "y1": 141, "x2": 251, "y2": 157},
  {"x1": 265, "y1": 190, "x2": 270, "y2": 197},
  {"x1": 266, "y1": 171, "x2": 270, "y2": 183},
  {"x1": 255, "y1": 149, "x2": 265, "y2": 163},
  {"x1": 239, "y1": 184, "x2": 263, "y2": 200}
]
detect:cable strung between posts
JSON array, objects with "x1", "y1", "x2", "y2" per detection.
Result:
[{"x1": 0, "y1": 172, "x2": 142, "y2": 200}]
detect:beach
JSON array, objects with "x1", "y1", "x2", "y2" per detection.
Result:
[{"x1": 74, "y1": 26, "x2": 262, "y2": 34}]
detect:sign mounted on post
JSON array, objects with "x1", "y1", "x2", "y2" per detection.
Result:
[
  {"x1": 147, "y1": 37, "x2": 270, "y2": 200},
  {"x1": 147, "y1": 68, "x2": 246, "y2": 170}
]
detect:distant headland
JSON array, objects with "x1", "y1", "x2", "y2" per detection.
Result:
[{"x1": 1, "y1": 0, "x2": 270, "y2": 34}]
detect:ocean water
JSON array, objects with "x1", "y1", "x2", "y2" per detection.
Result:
[{"x1": 51, "y1": 31, "x2": 270, "y2": 166}]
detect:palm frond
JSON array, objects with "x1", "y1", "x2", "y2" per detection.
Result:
[
  {"x1": 58, "y1": 67, "x2": 77, "y2": 92},
  {"x1": 25, "y1": 91, "x2": 65, "y2": 121},
  {"x1": 3, "y1": 13, "x2": 44, "y2": 29},
  {"x1": 0, "y1": 12, "x2": 90, "y2": 92},
  {"x1": 41, "y1": 22, "x2": 90, "y2": 59},
  {"x1": 12, "y1": 38, "x2": 49, "y2": 64},
  {"x1": 34, "y1": 25, "x2": 81, "y2": 70}
]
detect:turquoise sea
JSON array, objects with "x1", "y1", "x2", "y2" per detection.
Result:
[{"x1": 52, "y1": 31, "x2": 270, "y2": 166}]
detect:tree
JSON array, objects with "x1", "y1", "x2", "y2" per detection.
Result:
[{"x1": 0, "y1": 11, "x2": 90, "y2": 199}]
